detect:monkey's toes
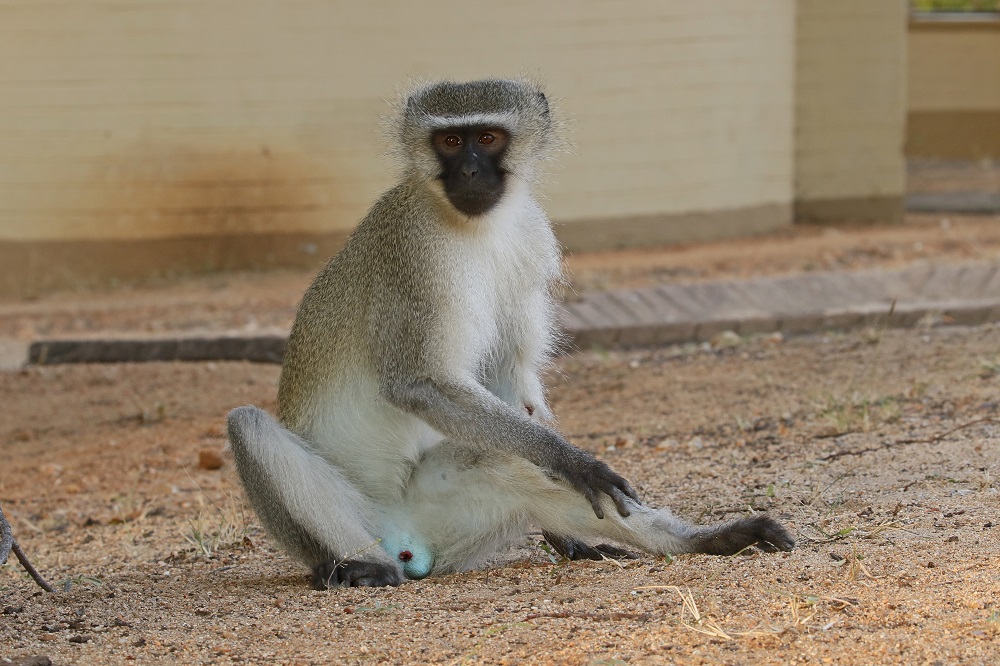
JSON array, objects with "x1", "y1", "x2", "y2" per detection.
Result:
[
  {"x1": 753, "y1": 515, "x2": 795, "y2": 552},
  {"x1": 693, "y1": 514, "x2": 795, "y2": 556},
  {"x1": 311, "y1": 559, "x2": 404, "y2": 589}
]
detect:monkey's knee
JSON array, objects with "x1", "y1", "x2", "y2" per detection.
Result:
[
  {"x1": 225, "y1": 405, "x2": 283, "y2": 495},
  {"x1": 226, "y1": 405, "x2": 270, "y2": 446},
  {"x1": 311, "y1": 559, "x2": 404, "y2": 590}
]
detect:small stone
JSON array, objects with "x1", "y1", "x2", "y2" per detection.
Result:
[
  {"x1": 4, "y1": 657, "x2": 52, "y2": 666},
  {"x1": 198, "y1": 449, "x2": 225, "y2": 470},
  {"x1": 711, "y1": 330, "x2": 742, "y2": 349},
  {"x1": 68, "y1": 635, "x2": 92, "y2": 644},
  {"x1": 613, "y1": 436, "x2": 634, "y2": 449},
  {"x1": 947, "y1": 535, "x2": 959, "y2": 542},
  {"x1": 38, "y1": 633, "x2": 59, "y2": 642}
]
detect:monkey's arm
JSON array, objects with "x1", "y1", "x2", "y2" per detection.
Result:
[{"x1": 379, "y1": 376, "x2": 638, "y2": 518}]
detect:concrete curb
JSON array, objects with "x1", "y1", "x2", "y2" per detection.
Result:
[
  {"x1": 25, "y1": 261, "x2": 1000, "y2": 365},
  {"x1": 906, "y1": 192, "x2": 1000, "y2": 215},
  {"x1": 562, "y1": 261, "x2": 1000, "y2": 349}
]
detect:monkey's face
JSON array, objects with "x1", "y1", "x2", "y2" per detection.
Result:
[{"x1": 431, "y1": 126, "x2": 510, "y2": 217}]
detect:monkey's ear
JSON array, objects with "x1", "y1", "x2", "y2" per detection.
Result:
[{"x1": 536, "y1": 92, "x2": 549, "y2": 115}]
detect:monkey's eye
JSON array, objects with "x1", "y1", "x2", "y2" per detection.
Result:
[
  {"x1": 444, "y1": 135, "x2": 462, "y2": 148},
  {"x1": 479, "y1": 133, "x2": 495, "y2": 145}
]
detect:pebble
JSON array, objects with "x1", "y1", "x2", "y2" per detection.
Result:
[
  {"x1": 711, "y1": 330, "x2": 742, "y2": 349},
  {"x1": 198, "y1": 449, "x2": 225, "y2": 470}
]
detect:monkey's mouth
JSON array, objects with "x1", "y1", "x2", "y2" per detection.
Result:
[{"x1": 445, "y1": 189, "x2": 505, "y2": 217}]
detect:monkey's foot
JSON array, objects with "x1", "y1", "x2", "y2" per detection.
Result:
[
  {"x1": 692, "y1": 514, "x2": 795, "y2": 556},
  {"x1": 542, "y1": 532, "x2": 638, "y2": 561},
  {"x1": 311, "y1": 559, "x2": 404, "y2": 589}
]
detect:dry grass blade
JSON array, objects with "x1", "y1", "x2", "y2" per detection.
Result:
[
  {"x1": 844, "y1": 544, "x2": 874, "y2": 581},
  {"x1": 769, "y1": 589, "x2": 858, "y2": 633},
  {"x1": 861, "y1": 519, "x2": 912, "y2": 538},
  {"x1": 181, "y1": 492, "x2": 251, "y2": 558},
  {"x1": 634, "y1": 585, "x2": 734, "y2": 640}
]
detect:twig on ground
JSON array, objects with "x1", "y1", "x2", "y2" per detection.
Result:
[
  {"x1": 0, "y1": 501, "x2": 56, "y2": 593},
  {"x1": 818, "y1": 417, "x2": 999, "y2": 462},
  {"x1": 893, "y1": 416, "x2": 999, "y2": 445},
  {"x1": 523, "y1": 611, "x2": 651, "y2": 622}
]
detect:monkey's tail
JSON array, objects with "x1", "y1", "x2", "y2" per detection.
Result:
[{"x1": 226, "y1": 405, "x2": 400, "y2": 572}]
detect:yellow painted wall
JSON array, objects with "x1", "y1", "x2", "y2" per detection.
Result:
[
  {"x1": 909, "y1": 19, "x2": 1000, "y2": 111},
  {"x1": 795, "y1": 1, "x2": 908, "y2": 220},
  {"x1": 907, "y1": 16, "x2": 1000, "y2": 158},
  {"x1": 0, "y1": 0, "x2": 795, "y2": 248},
  {"x1": 1, "y1": 1, "x2": 915, "y2": 293}
]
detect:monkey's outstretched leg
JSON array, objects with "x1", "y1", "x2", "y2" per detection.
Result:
[
  {"x1": 398, "y1": 445, "x2": 793, "y2": 574},
  {"x1": 226, "y1": 406, "x2": 404, "y2": 588},
  {"x1": 527, "y1": 464, "x2": 795, "y2": 559}
]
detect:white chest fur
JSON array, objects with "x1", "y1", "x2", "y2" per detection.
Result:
[{"x1": 438, "y1": 183, "x2": 560, "y2": 379}]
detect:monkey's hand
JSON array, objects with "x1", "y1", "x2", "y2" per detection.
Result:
[
  {"x1": 380, "y1": 376, "x2": 639, "y2": 519},
  {"x1": 557, "y1": 451, "x2": 639, "y2": 519}
]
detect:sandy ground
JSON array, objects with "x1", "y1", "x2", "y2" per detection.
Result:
[{"x1": 2, "y1": 211, "x2": 1000, "y2": 665}]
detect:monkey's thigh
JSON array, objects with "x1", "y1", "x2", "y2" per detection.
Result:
[{"x1": 397, "y1": 442, "x2": 620, "y2": 572}]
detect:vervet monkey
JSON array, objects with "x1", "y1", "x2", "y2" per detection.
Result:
[{"x1": 228, "y1": 78, "x2": 794, "y2": 589}]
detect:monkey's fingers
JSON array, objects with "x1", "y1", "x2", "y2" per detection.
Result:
[
  {"x1": 596, "y1": 466, "x2": 639, "y2": 518},
  {"x1": 619, "y1": 477, "x2": 640, "y2": 503},
  {"x1": 566, "y1": 458, "x2": 638, "y2": 519},
  {"x1": 585, "y1": 488, "x2": 606, "y2": 520},
  {"x1": 600, "y1": 467, "x2": 638, "y2": 517},
  {"x1": 609, "y1": 487, "x2": 632, "y2": 518}
]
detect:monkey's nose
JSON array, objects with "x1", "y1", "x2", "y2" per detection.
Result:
[{"x1": 460, "y1": 154, "x2": 480, "y2": 180}]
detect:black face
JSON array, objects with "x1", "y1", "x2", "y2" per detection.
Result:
[{"x1": 431, "y1": 126, "x2": 510, "y2": 216}]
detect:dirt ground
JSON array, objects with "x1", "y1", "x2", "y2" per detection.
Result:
[{"x1": 2, "y1": 213, "x2": 1000, "y2": 665}]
